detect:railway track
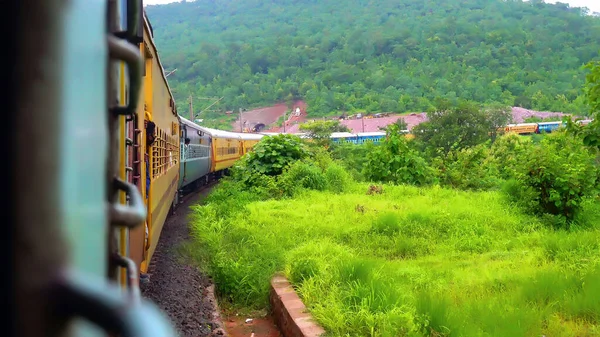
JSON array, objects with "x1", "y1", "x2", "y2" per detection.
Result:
[{"x1": 141, "y1": 178, "x2": 226, "y2": 337}]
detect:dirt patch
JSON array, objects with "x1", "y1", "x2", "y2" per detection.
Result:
[
  {"x1": 510, "y1": 107, "x2": 570, "y2": 123},
  {"x1": 233, "y1": 100, "x2": 307, "y2": 132},
  {"x1": 223, "y1": 312, "x2": 282, "y2": 337},
  {"x1": 141, "y1": 186, "x2": 226, "y2": 337}
]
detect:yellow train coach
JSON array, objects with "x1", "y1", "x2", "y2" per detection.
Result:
[
  {"x1": 115, "y1": 11, "x2": 180, "y2": 285},
  {"x1": 197, "y1": 127, "x2": 264, "y2": 173}
]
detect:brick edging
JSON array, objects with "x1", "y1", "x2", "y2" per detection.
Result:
[
  {"x1": 269, "y1": 274, "x2": 326, "y2": 337},
  {"x1": 206, "y1": 283, "x2": 228, "y2": 337}
]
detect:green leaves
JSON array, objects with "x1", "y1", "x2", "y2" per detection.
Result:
[
  {"x1": 363, "y1": 124, "x2": 435, "y2": 186},
  {"x1": 299, "y1": 120, "x2": 350, "y2": 147},
  {"x1": 507, "y1": 131, "x2": 600, "y2": 226},
  {"x1": 241, "y1": 134, "x2": 308, "y2": 179},
  {"x1": 412, "y1": 100, "x2": 511, "y2": 154}
]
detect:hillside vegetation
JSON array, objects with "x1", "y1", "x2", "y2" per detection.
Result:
[{"x1": 146, "y1": 0, "x2": 600, "y2": 120}]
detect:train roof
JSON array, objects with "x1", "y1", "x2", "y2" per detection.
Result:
[
  {"x1": 537, "y1": 121, "x2": 563, "y2": 125},
  {"x1": 507, "y1": 123, "x2": 539, "y2": 127},
  {"x1": 355, "y1": 131, "x2": 387, "y2": 136},
  {"x1": 178, "y1": 117, "x2": 268, "y2": 140},
  {"x1": 179, "y1": 115, "x2": 202, "y2": 130},
  {"x1": 238, "y1": 133, "x2": 265, "y2": 140},
  {"x1": 330, "y1": 132, "x2": 357, "y2": 138},
  {"x1": 198, "y1": 126, "x2": 243, "y2": 139}
]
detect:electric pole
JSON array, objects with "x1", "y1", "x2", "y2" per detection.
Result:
[
  {"x1": 362, "y1": 116, "x2": 365, "y2": 133},
  {"x1": 283, "y1": 109, "x2": 287, "y2": 133},
  {"x1": 239, "y1": 108, "x2": 243, "y2": 132}
]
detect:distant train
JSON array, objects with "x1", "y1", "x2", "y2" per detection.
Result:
[
  {"x1": 500, "y1": 119, "x2": 592, "y2": 135},
  {"x1": 259, "y1": 130, "x2": 413, "y2": 144}
]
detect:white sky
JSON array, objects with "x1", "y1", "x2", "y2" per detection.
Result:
[{"x1": 144, "y1": 0, "x2": 600, "y2": 13}]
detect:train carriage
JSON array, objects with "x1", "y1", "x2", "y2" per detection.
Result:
[
  {"x1": 330, "y1": 132, "x2": 358, "y2": 144},
  {"x1": 198, "y1": 127, "x2": 244, "y2": 172},
  {"x1": 178, "y1": 116, "x2": 212, "y2": 193},
  {"x1": 119, "y1": 12, "x2": 181, "y2": 277},
  {"x1": 537, "y1": 121, "x2": 565, "y2": 133},
  {"x1": 239, "y1": 132, "x2": 265, "y2": 155},
  {"x1": 355, "y1": 132, "x2": 386, "y2": 144},
  {"x1": 504, "y1": 123, "x2": 539, "y2": 134}
]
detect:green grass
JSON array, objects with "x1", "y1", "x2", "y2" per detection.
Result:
[{"x1": 190, "y1": 183, "x2": 600, "y2": 336}]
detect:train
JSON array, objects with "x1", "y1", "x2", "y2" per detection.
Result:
[
  {"x1": 500, "y1": 119, "x2": 592, "y2": 135},
  {"x1": 129, "y1": 15, "x2": 267, "y2": 284},
  {"x1": 258, "y1": 130, "x2": 412, "y2": 145}
]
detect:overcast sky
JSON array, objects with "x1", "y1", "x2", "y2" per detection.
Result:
[{"x1": 144, "y1": 0, "x2": 600, "y2": 13}]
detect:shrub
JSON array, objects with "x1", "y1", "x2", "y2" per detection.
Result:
[
  {"x1": 307, "y1": 144, "x2": 333, "y2": 171},
  {"x1": 489, "y1": 132, "x2": 534, "y2": 179},
  {"x1": 278, "y1": 160, "x2": 327, "y2": 196},
  {"x1": 244, "y1": 134, "x2": 308, "y2": 176},
  {"x1": 330, "y1": 142, "x2": 374, "y2": 181},
  {"x1": 324, "y1": 162, "x2": 352, "y2": 193},
  {"x1": 434, "y1": 143, "x2": 500, "y2": 190},
  {"x1": 505, "y1": 131, "x2": 600, "y2": 226},
  {"x1": 363, "y1": 124, "x2": 435, "y2": 186}
]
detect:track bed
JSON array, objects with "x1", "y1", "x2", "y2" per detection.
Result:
[{"x1": 141, "y1": 186, "x2": 226, "y2": 337}]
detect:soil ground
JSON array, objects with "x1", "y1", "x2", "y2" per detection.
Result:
[{"x1": 223, "y1": 310, "x2": 282, "y2": 337}]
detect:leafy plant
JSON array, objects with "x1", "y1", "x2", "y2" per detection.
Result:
[
  {"x1": 299, "y1": 120, "x2": 350, "y2": 147},
  {"x1": 242, "y1": 133, "x2": 308, "y2": 177},
  {"x1": 489, "y1": 132, "x2": 534, "y2": 179},
  {"x1": 278, "y1": 160, "x2": 327, "y2": 197},
  {"x1": 412, "y1": 99, "x2": 510, "y2": 154},
  {"x1": 363, "y1": 123, "x2": 435, "y2": 185},
  {"x1": 433, "y1": 143, "x2": 499, "y2": 191},
  {"x1": 506, "y1": 131, "x2": 600, "y2": 225}
]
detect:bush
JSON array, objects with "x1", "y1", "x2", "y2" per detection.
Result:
[
  {"x1": 363, "y1": 124, "x2": 435, "y2": 186},
  {"x1": 489, "y1": 132, "x2": 534, "y2": 179},
  {"x1": 278, "y1": 160, "x2": 327, "y2": 196},
  {"x1": 324, "y1": 162, "x2": 352, "y2": 193},
  {"x1": 434, "y1": 143, "x2": 500, "y2": 190},
  {"x1": 244, "y1": 134, "x2": 308, "y2": 176},
  {"x1": 330, "y1": 142, "x2": 374, "y2": 181},
  {"x1": 505, "y1": 131, "x2": 600, "y2": 226},
  {"x1": 306, "y1": 144, "x2": 333, "y2": 171}
]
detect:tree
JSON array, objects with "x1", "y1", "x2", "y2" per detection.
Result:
[
  {"x1": 395, "y1": 117, "x2": 408, "y2": 130},
  {"x1": 299, "y1": 120, "x2": 350, "y2": 147},
  {"x1": 484, "y1": 103, "x2": 513, "y2": 142},
  {"x1": 412, "y1": 100, "x2": 491, "y2": 154},
  {"x1": 566, "y1": 59, "x2": 600, "y2": 147},
  {"x1": 379, "y1": 117, "x2": 408, "y2": 134}
]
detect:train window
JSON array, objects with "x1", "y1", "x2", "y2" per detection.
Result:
[
  {"x1": 187, "y1": 144, "x2": 209, "y2": 159},
  {"x1": 151, "y1": 127, "x2": 179, "y2": 179}
]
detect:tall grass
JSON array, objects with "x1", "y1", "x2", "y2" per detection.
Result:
[{"x1": 189, "y1": 182, "x2": 600, "y2": 336}]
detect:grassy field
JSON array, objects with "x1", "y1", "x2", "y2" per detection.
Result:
[{"x1": 190, "y1": 182, "x2": 600, "y2": 336}]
